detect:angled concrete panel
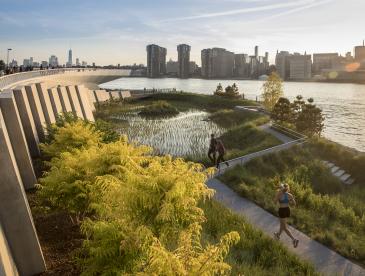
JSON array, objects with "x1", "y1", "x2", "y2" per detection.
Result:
[
  {"x1": 57, "y1": 86, "x2": 72, "y2": 113},
  {"x1": 121, "y1": 90, "x2": 131, "y2": 99},
  {"x1": 47, "y1": 87, "x2": 63, "y2": 119},
  {"x1": 110, "y1": 91, "x2": 121, "y2": 100},
  {"x1": 75, "y1": 85, "x2": 95, "y2": 121},
  {"x1": 65, "y1": 86, "x2": 83, "y2": 118},
  {"x1": 0, "y1": 90, "x2": 37, "y2": 189},
  {"x1": 86, "y1": 89, "x2": 97, "y2": 111},
  {"x1": 35, "y1": 82, "x2": 56, "y2": 125},
  {"x1": 24, "y1": 84, "x2": 47, "y2": 142},
  {"x1": 12, "y1": 86, "x2": 40, "y2": 158},
  {"x1": 0, "y1": 223, "x2": 19, "y2": 276},
  {"x1": 0, "y1": 108, "x2": 46, "y2": 275},
  {"x1": 94, "y1": 90, "x2": 110, "y2": 103}
]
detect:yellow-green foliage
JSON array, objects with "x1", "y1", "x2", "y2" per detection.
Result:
[
  {"x1": 261, "y1": 72, "x2": 283, "y2": 111},
  {"x1": 40, "y1": 120, "x2": 102, "y2": 158},
  {"x1": 37, "y1": 122, "x2": 240, "y2": 275}
]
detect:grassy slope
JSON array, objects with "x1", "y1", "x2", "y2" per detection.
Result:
[
  {"x1": 220, "y1": 143, "x2": 365, "y2": 266},
  {"x1": 202, "y1": 200, "x2": 317, "y2": 276}
]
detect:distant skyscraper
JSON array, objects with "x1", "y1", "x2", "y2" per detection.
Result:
[
  {"x1": 275, "y1": 51, "x2": 291, "y2": 80},
  {"x1": 41, "y1": 61, "x2": 48, "y2": 68},
  {"x1": 255, "y1": 46, "x2": 259, "y2": 59},
  {"x1": 49, "y1": 55, "x2": 59, "y2": 67},
  {"x1": 67, "y1": 49, "x2": 73, "y2": 67},
  {"x1": 166, "y1": 59, "x2": 178, "y2": 75},
  {"x1": 201, "y1": 48, "x2": 234, "y2": 79},
  {"x1": 23, "y1": 59, "x2": 30, "y2": 67},
  {"x1": 76, "y1": 58, "x2": 80, "y2": 66},
  {"x1": 312, "y1": 53, "x2": 339, "y2": 74},
  {"x1": 29, "y1": 57, "x2": 34, "y2": 66},
  {"x1": 354, "y1": 40, "x2": 365, "y2": 68},
  {"x1": 146, "y1": 44, "x2": 167, "y2": 78},
  {"x1": 177, "y1": 44, "x2": 191, "y2": 78},
  {"x1": 234, "y1": 54, "x2": 250, "y2": 78},
  {"x1": 288, "y1": 53, "x2": 312, "y2": 80}
]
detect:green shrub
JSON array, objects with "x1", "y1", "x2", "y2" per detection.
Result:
[{"x1": 139, "y1": 100, "x2": 179, "y2": 117}]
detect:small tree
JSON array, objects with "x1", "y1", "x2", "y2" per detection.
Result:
[
  {"x1": 261, "y1": 72, "x2": 283, "y2": 111},
  {"x1": 296, "y1": 98, "x2": 324, "y2": 137},
  {"x1": 271, "y1": 97, "x2": 292, "y2": 124},
  {"x1": 291, "y1": 95, "x2": 305, "y2": 123},
  {"x1": 214, "y1": 83, "x2": 223, "y2": 95},
  {"x1": 0, "y1": 60, "x2": 5, "y2": 71}
]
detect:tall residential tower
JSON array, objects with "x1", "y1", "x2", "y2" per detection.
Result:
[
  {"x1": 177, "y1": 44, "x2": 191, "y2": 78},
  {"x1": 146, "y1": 44, "x2": 167, "y2": 78}
]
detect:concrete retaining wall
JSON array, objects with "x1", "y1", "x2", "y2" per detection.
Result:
[{"x1": 0, "y1": 81, "x2": 98, "y2": 275}]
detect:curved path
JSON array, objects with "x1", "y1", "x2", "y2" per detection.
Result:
[{"x1": 207, "y1": 178, "x2": 365, "y2": 276}]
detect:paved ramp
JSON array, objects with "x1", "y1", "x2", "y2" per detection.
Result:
[{"x1": 207, "y1": 178, "x2": 365, "y2": 276}]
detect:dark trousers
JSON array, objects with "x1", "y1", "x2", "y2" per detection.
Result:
[
  {"x1": 216, "y1": 153, "x2": 225, "y2": 168},
  {"x1": 208, "y1": 148, "x2": 216, "y2": 164}
]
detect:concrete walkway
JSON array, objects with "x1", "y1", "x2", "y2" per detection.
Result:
[
  {"x1": 207, "y1": 178, "x2": 365, "y2": 276},
  {"x1": 259, "y1": 123, "x2": 295, "y2": 143}
]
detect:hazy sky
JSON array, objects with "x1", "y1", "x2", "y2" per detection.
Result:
[{"x1": 0, "y1": 0, "x2": 364, "y2": 66}]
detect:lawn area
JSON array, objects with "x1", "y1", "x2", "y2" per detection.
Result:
[{"x1": 220, "y1": 141, "x2": 365, "y2": 266}]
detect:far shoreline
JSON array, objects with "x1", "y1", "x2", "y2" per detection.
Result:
[{"x1": 125, "y1": 75, "x2": 365, "y2": 85}]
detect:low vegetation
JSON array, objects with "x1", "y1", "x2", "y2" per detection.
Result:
[
  {"x1": 214, "y1": 83, "x2": 242, "y2": 99},
  {"x1": 139, "y1": 100, "x2": 179, "y2": 117},
  {"x1": 220, "y1": 143, "x2": 365, "y2": 265},
  {"x1": 34, "y1": 119, "x2": 316, "y2": 275},
  {"x1": 95, "y1": 93, "x2": 279, "y2": 166}
]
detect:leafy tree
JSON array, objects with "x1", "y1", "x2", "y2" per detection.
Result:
[
  {"x1": 271, "y1": 97, "x2": 292, "y2": 124},
  {"x1": 296, "y1": 98, "x2": 324, "y2": 137},
  {"x1": 214, "y1": 83, "x2": 223, "y2": 95},
  {"x1": 291, "y1": 95, "x2": 305, "y2": 123},
  {"x1": 0, "y1": 60, "x2": 5, "y2": 71},
  {"x1": 261, "y1": 72, "x2": 283, "y2": 111},
  {"x1": 232, "y1": 83, "x2": 239, "y2": 94}
]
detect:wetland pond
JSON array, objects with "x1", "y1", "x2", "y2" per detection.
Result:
[{"x1": 111, "y1": 110, "x2": 225, "y2": 159}]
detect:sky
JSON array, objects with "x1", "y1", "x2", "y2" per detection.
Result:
[{"x1": 0, "y1": 0, "x2": 364, "y2": 66}]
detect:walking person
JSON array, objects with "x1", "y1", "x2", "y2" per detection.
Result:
[
  {"x1": 274, "y1": 183, "x2": 299, "y2": 248},
  {"x1": 216, "y1": 139, "x2": 229, "y2": 169},
  {"x1": 208, "y1": 134, "x2": 217, "y2": 165}
]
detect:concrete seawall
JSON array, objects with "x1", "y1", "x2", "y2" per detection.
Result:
[{"x1": 0, "y1": 79, "x2": 117, "y2": 274}]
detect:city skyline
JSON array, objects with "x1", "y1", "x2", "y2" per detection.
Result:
[{"x1": 1, "y1": 0, "x2": 365, "y2": 65}]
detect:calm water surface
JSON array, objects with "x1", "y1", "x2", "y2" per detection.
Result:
[{"x1": 101, "y1": 78, "x2": 365, "y2": 152}]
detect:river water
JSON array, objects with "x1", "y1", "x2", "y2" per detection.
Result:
[{"x1": 101, "y1": 78, "x2": 365, "y2": 152}]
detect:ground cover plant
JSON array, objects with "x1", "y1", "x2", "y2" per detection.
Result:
[
  {"x1": 220, "y1": 143, "x2": 365, "y2": 266},
  {"x1": 139, "y1": 100, "x2": 179, "y2": 117},
  {"x1": 33, "y1": 120, "x2": 316, "y2": 275}
]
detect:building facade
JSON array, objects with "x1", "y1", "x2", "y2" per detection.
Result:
[
  {"x1": 313, "y1": 53, "x2": 339, "y2": 74},
  {"x1": 275, "y1": 51, "x2": 291, "y2": 80},
  {"x1": 166, "y1": 59, "x2": 178, "y2": 75},
  {"x1": 146, "y1": 44, "x2": 167, "y2": 78},
  {"x1": 49, "y1": 55, "x2": 59, "y2": 67},
  {"x1": 201, "y1": 48, "x2": 234, "y2": 78},
  {"x1": 177, "y1": 44, "x2": 191, "y2": 78},
  {"x1": 288, "y1": 54, "x2": 312, "y2": 80},
  {"x1": 67, "y1": 49, "x2": 73, "y2": 67}
]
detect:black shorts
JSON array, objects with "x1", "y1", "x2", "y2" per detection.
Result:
[{"x1": 278, "y1": 207, "x2": 290, "y2": 218}]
